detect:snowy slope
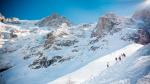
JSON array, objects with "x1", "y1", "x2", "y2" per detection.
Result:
[
  {"x1": 49, "y1": 44, "x2": 143, "y2": 84},
  {"x1": 85, "y1": 44, "x2": 150, "y2": 84}
]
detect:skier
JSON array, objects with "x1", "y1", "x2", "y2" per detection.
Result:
[
  {"x1": 115, "y1": 57, "x2": 118, "y2": 61},
  {"x1": 118, "y1": 56, "x2": 121, "y2": 61},
  {"x1": 122, "y1": 53, "x2": 126, "y2": 57},
  {"x1": 107, "y1": 62, "x2": 109, "y2": 68}
]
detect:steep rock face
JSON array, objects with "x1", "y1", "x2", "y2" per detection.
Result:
[
  {"x1": 44, "y1": 32, "x2": 55, "y2": 49},
  {"x1": 93, "y1": 13, "x2": 125, "y2": 37},
  {"x1": 36, "y1": 13, "x2": 71, "y2": 27}
]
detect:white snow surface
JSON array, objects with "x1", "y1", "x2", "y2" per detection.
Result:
[{"x1": 49, "y1": 44, "x2": 143, "y2": 84}]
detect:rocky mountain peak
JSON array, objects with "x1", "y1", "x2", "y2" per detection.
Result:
[
  {"x1": 50, "y1": 13, "x2": 60, "y2": 19},
  {"x1": 36, "y1": 13, "x2": 71, "y2": 28},
  {"x1": 104, "y1": 12, "x2": 117, "y2": 18},
  {"x1": 92, "y1": 13, "x2": 122, "y2": 37}
]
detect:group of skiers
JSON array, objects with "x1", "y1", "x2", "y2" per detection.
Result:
[
  {"x1": 107, "y1": 53, "x2": 126, "y2": 68},
  {"x1": 115, "y1": 53, "x2": 126, "y2": 62}
]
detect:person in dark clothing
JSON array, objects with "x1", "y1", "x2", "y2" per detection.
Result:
[
  {"x1": 107, "y1": 62, "x2": 109, "y2": 68},
  {"x1": 122, "y1": 53, "x2": 126, "y2": 57},
  {"x1": 118, "y1": 56, "x2": 121, "y2": 61},
  {"x1": 115, "y1": 57, "x2": 118, "y2": 61}
]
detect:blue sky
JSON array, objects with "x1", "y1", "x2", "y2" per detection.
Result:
[{"x1": 0, "y1": 0, "x2": 143, "y2": 24}]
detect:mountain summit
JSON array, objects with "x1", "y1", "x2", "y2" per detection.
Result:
[{"x1": 36, "y1": 13, "x2": 71, "y2": 27}]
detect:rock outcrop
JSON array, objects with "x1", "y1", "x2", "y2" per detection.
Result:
[
  {"x1": 93, "y1": 13, "x2": 122, "y2": 37},
  {"x1": 36, "y1": 13, "x2": 71, "y2": 28},
  {"x1": 44, "y1": 32, "x2": 55, "y2": 49},
  {"x1": 1, "y1": 31, "x2": 17, "y2": 39},
  {"x1": 56, "y1": 40, "x2": 78, "y2": 47},
  {"x1": 133, "y1": 28, "x2": 150, "y2": 45},
  {"x1": 29, "y1": 56, "x2": 71, "y2": 69}
]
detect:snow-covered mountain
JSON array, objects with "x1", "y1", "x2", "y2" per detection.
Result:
[
  {"x1": 0, "y1": 6, "x2": 150, "y2": 84},
  {"x1": 36, "y1": 13, "x2": 71, "y2": 28},
  {"x1": 92, "y1": 13, "x2": 134, "y2": 37}
]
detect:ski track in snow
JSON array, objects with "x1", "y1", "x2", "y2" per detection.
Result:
[{"x1": 48, "y1": 44, "x2": 143, "y2": 84}]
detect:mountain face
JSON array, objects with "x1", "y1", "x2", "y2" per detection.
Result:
[
  {"x1": 92, "y1": 13, "x2": 134, "y2": 37},
  {"x1": 36, "y1": 13, "x2": 71, "y2": 28}
]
